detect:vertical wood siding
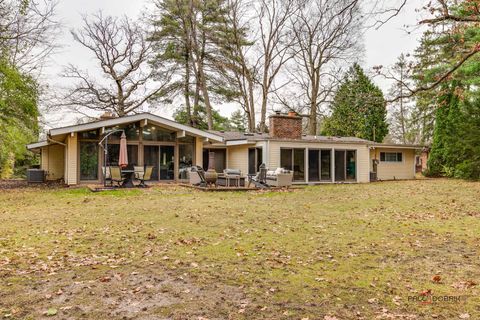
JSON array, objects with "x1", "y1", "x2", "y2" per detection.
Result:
[{"x1": 40, "y1": 145, "x2": 65, "y2": 180}]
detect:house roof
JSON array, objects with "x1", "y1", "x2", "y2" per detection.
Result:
[
  {"x1": 27, "y1": 113, "x2": 224, "y2": 150},
  {"x1": 367, "y1": 142, "x2": 424, "y2": 150},
  {"x1": 210, "y1": 131, "x2": 373, "y2": 144},
  {"x1": 209, "y1": 131, "x2": 426, "y2": 149}
]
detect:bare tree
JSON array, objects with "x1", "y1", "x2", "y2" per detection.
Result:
[
  {"x1": 256, "y1": 0, "x2": 297, "y2": 132},
  {"x1": 0, "y1": 0, "x2": 59, "y2": 73},
  {"x1": 290, "y1": 0, "x2": 362, "y2": 135},
  {"x1": 372, "y1": 0, "x2": 480, "y2": 101},
  {"x1": 61, "y1": 13, "x2": 176, "y2": 117}
]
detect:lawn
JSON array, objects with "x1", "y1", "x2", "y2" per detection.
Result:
[{"x1": 0, "y1": 180, "x2": 479, "y2": 319}]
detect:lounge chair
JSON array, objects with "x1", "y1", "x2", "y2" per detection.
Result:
[
  {"x1": 137, "y1": 166, "x2": 153, "y2": 188},
  {"x1": 248, "y1": 163, "x2": 269, "y2": 189},
  {"x1": 265, "y1": 168, "x2": 293, "y2": 187},
  {"x1": 190, "y1": 166, "x2": 208, "y2": 188},
  {"x1": 109, "y1": 166, "x2": 123, "y2": 187}
]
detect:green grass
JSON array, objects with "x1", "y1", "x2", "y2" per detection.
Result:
[{"x1": 0, "y1": 180, "x2": 479, "y2": 319}]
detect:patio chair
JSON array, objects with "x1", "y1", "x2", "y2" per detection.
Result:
[
  {"x1": 137, "y1": 166, "x2": 153, "y2": 188},
  {"x1": 248, "y1": 163, "x2": 269, "y2": 189},
  {"x1": 102, "y1": 166, "x2": 112, "y2": 185},
  {"x1": 190, "y1": 166, "x2": 208, "y2": 188},
  {"x1": 109, "y1": 166, "x2": 123, "y2": 187},
  {"x1": 134, "y1": 166, "x2": 144, "y2": 180}
]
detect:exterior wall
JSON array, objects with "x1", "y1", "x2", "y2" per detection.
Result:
[
  {"x1": 226, "y1": 145, "x2": 249, "y2": 175},
  {"x1": 266, "y1": 140, "x2": 371, "y2": 183},
  {"x1": 195, "y1": 137, "x2": 203, "y2": 168},
  {"x1": 40, "y1": 144, "x2": 65, "y2": 181},
  {"x1": 370, "y1": 148, "x2": 416, "y2": 180},
  {"x1": 65, "y1": 133, "x2": 78, "y2": 185}
]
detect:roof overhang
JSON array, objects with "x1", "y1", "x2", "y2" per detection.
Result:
[
  {"x1": 26, "y1": 141, "x2": 50, "y2": 150},
  {"x1": 48, "y1": 113, "x2": 224, "y2": 142},
  {"x1": 225, "y1": 139, "x2": 256, "y2": 146}
]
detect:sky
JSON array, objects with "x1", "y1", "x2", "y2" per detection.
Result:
[{"x1": 42, "y1": 0, "x2": 424, "y2": 128}]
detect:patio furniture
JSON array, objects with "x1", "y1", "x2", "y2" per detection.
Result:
[
  {"x1": 102, "y1": 166, "x2": 112, "y2": 185},
  {"x1": 109, "y1": 166, "x2": 123, "y2": 187},
  {"x1": 137, "y1": 166, "x2": 153, "y2": 188},
  {"x1": 120, "y1": 169, "x2": 135, "y2": 188},
  {"x1": 134, "y1": 166, "x2": 144, "y2": 180},
  {"x1": 217, "y1": 169, "x2": 245, "y2": 187},
  {"x1": 247, "y1": 163, "x2": 269, "y2": 189},
  {"x1": 190, "y1": 166, "x2": 208, "y2": 187},
  {"x1": 265, "y1": 168, "x2": 293, "y2": 187}
]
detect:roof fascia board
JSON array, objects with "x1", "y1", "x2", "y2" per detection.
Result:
[{"x1": 49, "y1": 113, "x2": 224, "y2": 142}]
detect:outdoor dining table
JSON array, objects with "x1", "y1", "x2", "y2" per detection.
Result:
[{"x1": 121, "y1": 169, "x2": 135, "y2": 188}]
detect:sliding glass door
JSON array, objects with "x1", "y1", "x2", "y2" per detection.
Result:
[
  {"x1": 308, "y1": 150, "x2": 320, "y2": 182},
  {"x1": 334, "y1": 150, "x2": 356, "y2": 182},
  {"x1": 144, "y1": 145, "x2": 159, "y2": 181},
  {"x1": 160, "y1": 146, "x2": 175, "y2": 180},
  {"x1": 321, "y1": 150, "x2": 332, "y2": 181},
  {"x1": 280, "y1": 148, "x2": 305, "y2": 182},
  {"x1": 308, "y1": 149, "x2": 332, "y2": 182},
  {"x1": 144, "y1": 145, "x2": 175, "y2": 181}
]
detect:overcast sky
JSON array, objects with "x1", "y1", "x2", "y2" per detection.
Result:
[{"x1": 43, "y1": 0, "x2": 424, "y2": 127}]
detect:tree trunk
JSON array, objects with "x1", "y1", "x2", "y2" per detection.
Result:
[
  {"x1": 259, "y1": 67, "x2": 269, "y2": 132},
  {"x1": 184, "y1": 55, "x2": 192, "y2": 126},
  {"x1": 308, "y1": 72, "x2": 320, "y2": 135}
]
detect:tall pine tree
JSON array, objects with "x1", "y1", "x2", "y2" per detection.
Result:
[{"x1": 322, "y1": 63, "x2": 388, "y2": 142}]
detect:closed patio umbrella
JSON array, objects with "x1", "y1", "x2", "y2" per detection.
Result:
[{"x1": 119, "y1": 132, "x2": 128, "y2": 168}]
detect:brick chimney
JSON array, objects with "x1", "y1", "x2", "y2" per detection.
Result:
[{"x1": 269, "y1": 111, "x2": 303, "y2": 139}]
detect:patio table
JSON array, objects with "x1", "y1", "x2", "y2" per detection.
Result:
[{"x1": 121, "y1": 169, "x2": 135, "y2": 188}]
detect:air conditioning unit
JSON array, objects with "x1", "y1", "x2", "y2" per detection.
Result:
[{"x1": 27, "y1": 169, "x2": 46, "y2": 183}]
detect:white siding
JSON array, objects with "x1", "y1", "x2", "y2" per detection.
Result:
[
  {"x1": 65, "y1": 133, "x2": 78, "y2": 185},
  {"x1": 371, "y1": 148, "x2": 416, "y2": 180},
  {"x1": 40, "y1": 145, "x2": 65, "y2": 181},
  {"x1": 227, "y1": 145, "x2": 249, "y2": 175},
  {"x1": 266, "y1": 141, "x2": 371, "y2": 183}
]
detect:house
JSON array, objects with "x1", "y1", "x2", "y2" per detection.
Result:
[{"x1": 27, "y1": 112, "x2": 423, "y2": 185}]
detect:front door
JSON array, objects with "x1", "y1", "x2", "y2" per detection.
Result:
[{"x1": 160, "y1": 146, "x2": 175, "y2": 180}]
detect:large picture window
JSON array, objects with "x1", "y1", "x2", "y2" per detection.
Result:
[
  {"x1": 380, "y1": 152, "x2": 403, "y2": 162},
  {"x1": 280, "y1": 148, "x2": 305, "y2": 181},
  {"x1": 142, "y1": 124, "x2": 175, "y2": 141},
  {"x1": 80, "y1": 142, "x2": 98, "y2": 180}
]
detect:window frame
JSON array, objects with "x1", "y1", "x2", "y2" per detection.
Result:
[{"x1": 380, "y1": 152, "x2": 403, "y2": 163}]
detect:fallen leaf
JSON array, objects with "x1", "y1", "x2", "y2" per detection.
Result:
[{"x1": 45, "y1": 308, "x2": 57, "y2": 316}]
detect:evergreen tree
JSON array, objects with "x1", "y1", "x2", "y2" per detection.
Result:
[
  {"x1": 150, "y1": 0, "x2": 236, "y2": 130},
  {"x1": 173, "y1": 104, "x2": 232, "y2": 131},
  {"x1": 322, "y1": 63, "x2": 388, "y2": 142},
  {"x1": 229, "y1": 109, "x2": 247, "y2": 132},
  {"x1": 414, "y1": 1, "x2": 480, "y2": 179}
]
